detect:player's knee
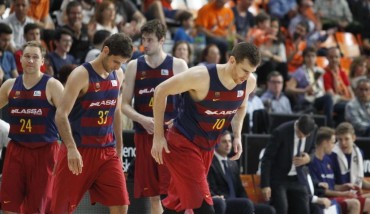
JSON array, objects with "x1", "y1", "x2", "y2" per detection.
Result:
[{"x1": 346, "y1": 199, "x2": 360, "y2": 211}]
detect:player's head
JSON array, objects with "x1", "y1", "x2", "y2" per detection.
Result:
[
  {"x1": 295, "y1": 114, "x2": 317, "y2": 139},
  {"x1": 216, "y1": 130, "x2": 232, "y2": 157},
  {"x1": 228, "y1": 42, "x2": 261, "y2": 84},
  {"x1": 141, "y1": 20, "x2": 166, "y2": 56},
  {"x1": 21, "y1": 41, "x2": 45, "y2": 74},
  {"x1": 101, "y1": 33, "x2": 133, "y2": 72},
  {"x1": 316, "y1": 127, "x2": 336, "y2": 155},
  {"x1": 335, "y1": 122, "x2": 356, "y2": 154}
]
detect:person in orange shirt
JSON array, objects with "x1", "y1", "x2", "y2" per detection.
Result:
[
  {"x1": 27, "y1": 0, "x2": 54, "y2": 29},
  {"x1": 196, "y1": 0, "x2": 235, "y2": 63},
  {"x1": 285, "y1": 20, "x2": 308, "y2": 72}
]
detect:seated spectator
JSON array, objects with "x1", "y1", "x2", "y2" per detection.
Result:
[
  {"x1": 173, "y1": 11, "x2": 195, "y2": 44},
  {"x1": 232, "y1": 0, "x2": 254, "y2": 41},
  {"x1": 323, "y1": 47, "x2": 354, "y2": 126},
  {"x1": 172, "y1": 40, "x2": 193, "y2": 67},
  {"x1": 261, "y1": 71, "x2": 292, "y2": 114},
  {"x1": 285, "y1": 46, "x2": 333, "y2": 126},
  {"x1": 309, "y1": 126, "x2": 361, "y2": 214},
  {"x1": 197, "y1": 44, "x2": 220, "y2": 66},
  {"x1": 285, "y1": 20, "x2": 309, "y2": 72},
  {"x1": 88, "y1": 0, "x2": 119, "y2": 40},
  {"x1": 58, "y1": 64, "x2": 77, "y2": 85},
  {"x1": 246, "y1": 12, "x2": 271, "y2": 46},
  {"x1": 61, "y1": 1, "x2": 91, "y2": 64},
  {"x1": 0, "y1": 23, "x2": 18, "y2": 84},
  {"x1": 27, "y1": 0, "x2": 54, "y2": 29},
  {"x1": 196, "y1": 0, "x2": 234, "y2": 63},
  {"x1": 345, "y1": 78, "x2": 370, "y2": 137},
  {"x1": 256, "y1": 17, "x2": 288, "y2": 86},
  {"x1": 14, "y1": 23, "x2": 48, "y2": 74},
  {"x1": 247, "y1": 89, "x2": 265, "y2": 130},
  {"x1": 268, "y1": 0, "x2": 297, "y2": 27},
  {"x1": 85, "y1": 30, "x2": 111, "y2": 62},
  {"x1": 143, "y1": 0, "x2": 185, "y2": 28},
  {"x1": 46, "y1": 28, "x2": 77, "y2": 79},
  {"x1": 349, "y1": 56, "x2": 368, "y2": 89},
  {"x1": 329, "y1": 122, "x2": 370, "y2": 212},
  {"x1": 208, "y1": 130, "x2": 276, "y2": 214},
  {"x1": 3, "y1": 0, "x2": 35, "y2": 51}
]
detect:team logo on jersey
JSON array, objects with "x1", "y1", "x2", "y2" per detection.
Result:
[
  {"x1": 213, "y1": 92, "x2": 221, "y2": 101},
  {"x1": 111, "y1": 80, "x2": 118, "y2": 87},
  {"x1": 141, "y1": 71, "x2": 147, "y2": 80},
  {"x1": 13, "y1": 91, "x2": 20, "y2": 99},
  {"x1": 161, "y1": 69, "x2": 169, "y2": 76},
  {"x1": 237, "y1": 90, "x2": 244, "y2": 98},
  {"x1": 327, "y1": 164, "x2": 331, "y2": 170},
  {"x1": 33, "y1": 91, "x2": 41, "y2": 96},
  {"x1": 95, "y1": 83, "x2": 101, "y2": 92}
]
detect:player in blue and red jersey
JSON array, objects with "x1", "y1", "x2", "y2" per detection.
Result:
[
  {"x1": 121, "y1": 19, "x2": 188, "y2": 214},
  {"x1": 51, "y1": 33, "x2": 133, "y2": 214},
  {"x1": 151, "y1": 42, "x2": 261, "y2": 213},
  {"x1": 0, "y1": 41, "x2": 64, "y2": 213}
]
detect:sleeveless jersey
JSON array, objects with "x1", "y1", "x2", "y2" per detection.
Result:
[
  {"x1": 174, "y1": 64, "x2": 247, "y2": 150},
  {"x1": 8, "y1": 74, "x2": 58, "y2": 147},
  {"x1": 69, "y1": 63, "x2": 119, "y2": 148},
  {"x1": 134, "y1": 55, "x2": 177, "y2": 132}
]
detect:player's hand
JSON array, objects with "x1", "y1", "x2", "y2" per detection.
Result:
[
  {"x1": 151, "y1": 136, "x2": 170, "y2": 165},
  {"x1": 230, "y1": 137, "x2": 242, "y2": 160},
  {"x1": 262, "y1": 187, "x2": 271, "y2": 201},
  {"x1": 317, "y1": 197, "x2": 331, "y2": 208},
  {"x1": 67, "y1": 147, "x2": 83, "y2": 175},
  {"x1": 140, "y1": 116, "x2": 154, "y2": 134},
  {"x1": 165, "y1": 119, "x2": 174, "y2": 129}
]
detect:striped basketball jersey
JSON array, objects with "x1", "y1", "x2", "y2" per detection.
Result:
[
  {"x1": 8, "y1": 74, "x2": 58, "y2": 147},
  {"x1": 69, "y1": 63, "x2": 120, "y2": 148},
  {"x1": 134, "y1": 55, "x2": 177, "y2": 132},
  {"x1": 174, "y1": 64, "x2": 247, "y2": 150}
]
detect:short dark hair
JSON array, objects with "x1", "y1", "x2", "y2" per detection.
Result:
[
  {"x1": 336, "y1": 122, "x2": 355, "y2": 136},
  {"x1": 176, "y1": 11, "x2": 193, "y2": 23},
  {"x1": 302, "y1": 46, "x2": 317, "y2": 57},
  {"x1": 172, "y1": 40, "x2": 192, "y2": 59},
  {"x1": 54, "y1": 28, "x2": 73, "y2": 41},
  {"x1": 0, "y1": 23, "x2": 12, "y2": 35},
  {"x1": 66, "y1": 1, "x2": 82, "y2": 14},
  {"x1": 297, "y1": 20, "x2": 309, "y2": 32},
  {"x1": 230, "y1": 42, "x2": 261, "y2": 66},
  {"x1": 316, "y1": 127, "x2": 335, "y2": 146},
  {"x1": 141, "y1": 19, "x2": 167, "y2": 41},
  {"x1": 24, "y1": 23, "x2": 41, "y2": 35},
  {"x1": 255, "y1": 12, "x2": 270, "y2": 25},
  {"x1": 59, "y1": 64, "x2": 77, "y2": 84},
  {"x1": 267, "y1": 71, "x2": 282, "y2": 81},
  {"x1": 93, "y1": 30, "x2": 111, "y2": 45},
  {"x1": 355, "y1": 77, "x2": 370, "y2": 89},
  {"x1": 201, "y1": 43, "x2": 218, "y2": 62},
  {"x1": 297, "y1": 114, "x2": 317, "y2": 135},
  {"x1": 23, "y1": 41, "x2": 45, "y2": 56},
  {"x1": 103, "y1": 33, "x2": 133, "y2": 59}
]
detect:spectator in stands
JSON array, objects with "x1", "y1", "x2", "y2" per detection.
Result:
[
  {"x1": 246, "y1": 12, "x2": 271, "y2": 47},
  {"x1": 172, "y1": 40, "x2": 193, "y2": 67},
  {"x1": 247, "y1": 81, "x2": 265, "y2": 130},
  {"x1": 62, "y1": 1, "x2": 91, "y2": 64},
  {"x1": 349, "y1": 56, "x2": 368, "y2": 89},
  {"x1": 0, "y1": 0, "x2": 5, "y2": 20},
  {"x1": 197, "y1": 44, "x2": 221, "y2": 66},
  {"x1": 208, "y1": 130, "x2": 276, "y2": 214},
  {"x1": 353, "y1": 0, "x2": 370, "y2": 55},
  {"x1": 14, "y1": 23, "x2": 48, "y2": 74},
  {"x1": 268, "y1": 0, "x2": 297, "y2": 27},
  {"x1": 345, "y1": 78, "x2": 370, "y2": 137},
  {"x1": 113, "y1": 0, "x2": 146, "y2": 39},
  {"x1": 261, "y1": 115, "x2": 317, "y2": 214},
  {"x1": 27, "y1": 0, "x2": 54, "y2": 29},
  {"x1": 88, "y1": 0, "x2": 119, "y2": 39},
  {"x1": 0, "y1": 23, "x2": 18, "y2": 84},
  {"x1": 329, "y1": 122, "x2": 370, "y2": 212},
  {"x1": 173, "y1": 11, "x2": 195, "y2": 44},
  {"x1": 46, "y1": 28, "x2": 77, "y2": 80},
  {"x1": 309, "y1": 126, "x2": 362, "y2": 214},
  {"x1": 58, "y1": 64, "x2": 77, "y2": 85},
  {"x1": 313, "y1": 0, "x2": 353, "y2": 31},
  {"x1": 285, "y1": 46, "x2": 334, "y2": 126},
  {"x1": 323, "y1": 47, "x2": 354, "y2": 126},
  {"x1": 285, "y1": 20, "x2": 309, "y2": 72},
  {"x1": 85, "y1": 30, "x2": 111, "y2": 62},
  {"x1": 143, "y1": 0, "x2": 184, "y2": 28},
  {"x1": 255, "y1": 17, "x2": 288, "y2": 86},
  {"x1": 232, "y1": 0, "x2": 254, "y2": 41},
  {"x1": 261, "y1": 71, "x2": 292, "y2": 114},
  {"x1": 3, "y1": 0, "x2": 34, "y2": 51},
  {"x1": 196, "y1": 0, "x2": 234, "y2": 63}
]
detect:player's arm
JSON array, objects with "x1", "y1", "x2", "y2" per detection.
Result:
[
  {"x1": 151, "y1": 66, "x2": 208, "y2": 164},
  {"x1": 46, "y1": 78, "x2": 64, "y2": 108},
  {"x1": 0, "y1": 79, "x2": 15, "y2": 109},
  {"x1": 230, "y1": 74, "x2": 256, "y2": 160},
  {"x1": 55, "y1": 66, "x2": 88, "y2": 175},
  {"x1": 114, "y1": 69, "x2": 124, "y2": 161},
  {"x1": 172, "y1": 57, "x2": 188, "y2": 75},
  {"x1": 121, "y1": 60, "x2": 154, "y2": 134}
]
